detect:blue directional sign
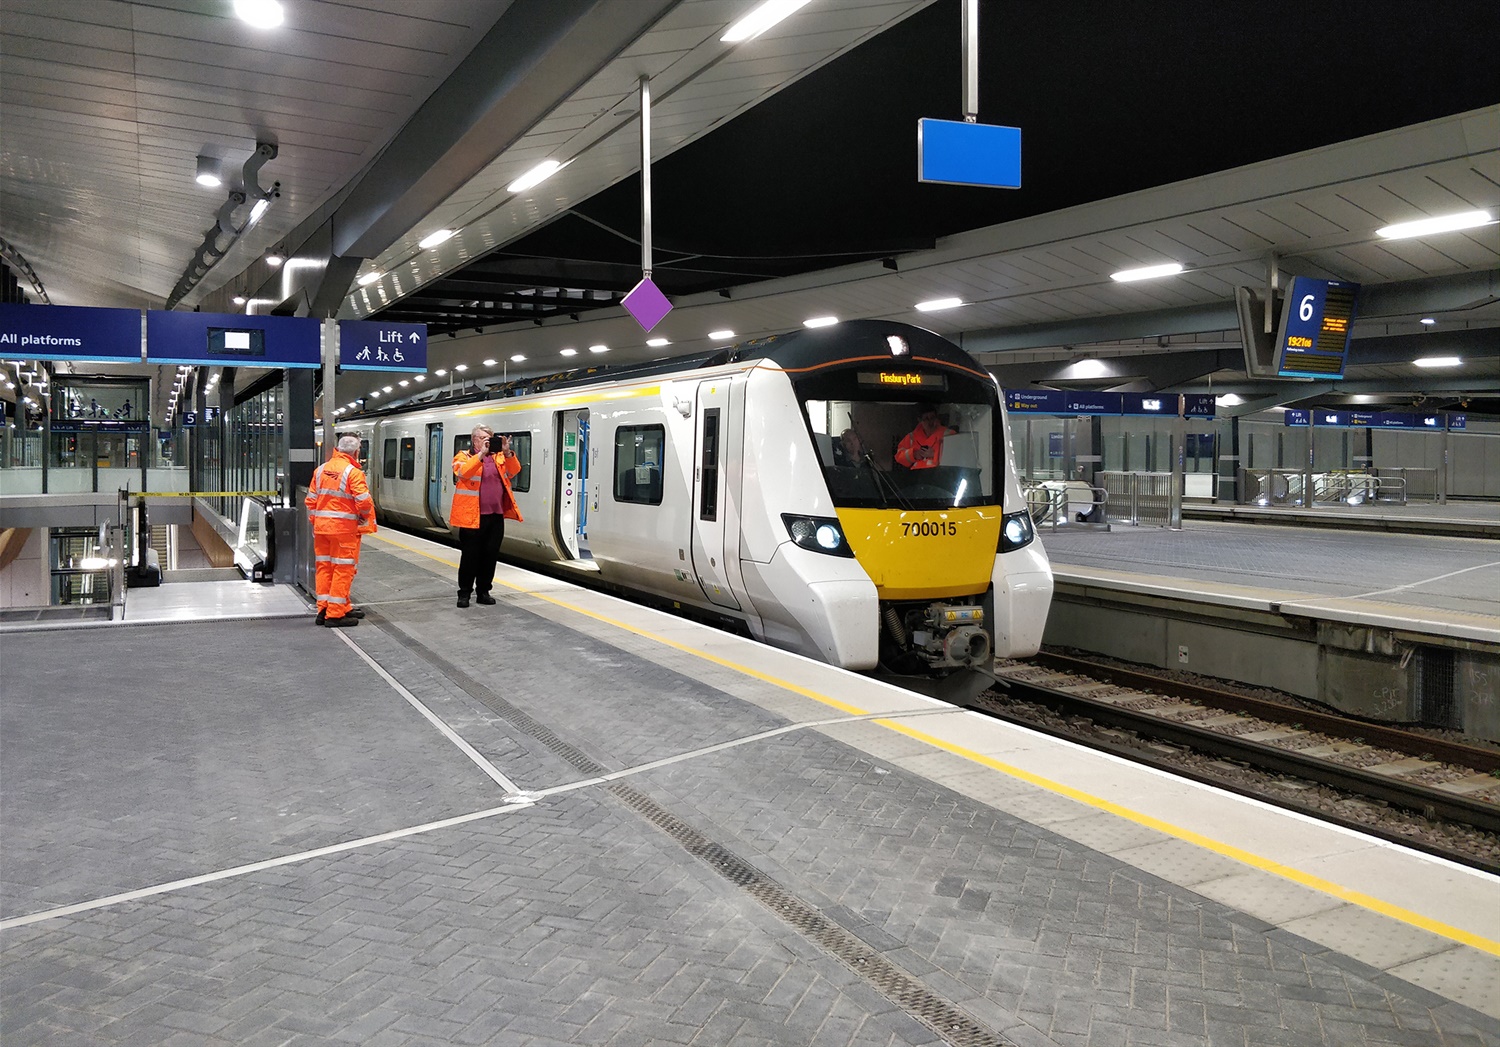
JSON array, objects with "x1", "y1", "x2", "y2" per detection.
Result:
[
  {"x1": 1283, "y1": 409, "x2": 1463, "y2": 430},
  {"x1": 147, "y1": 311, "x2": 321, "y2": 368},
  {"x1": 918, "y1": 119, "x2": 1021, "y2": 189},
  {"x1": 338, "y1": 320, "x2": 426, "y2": 372},
  {"x1": 0, "y1": 303, "x2": 142, "y2": 363}
]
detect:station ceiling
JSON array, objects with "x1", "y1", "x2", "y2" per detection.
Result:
[{"x1": 2, "y1": 0, "x2": 1498, "y2": 421}]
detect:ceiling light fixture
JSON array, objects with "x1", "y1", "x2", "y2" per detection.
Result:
[
  {"x1": 1067, "y1": 359, "x2": 1110, "y2": 378},
  {"x1": 709, "y1": 329, "x2": 735, "y2": 340},
  {"x1": 382, "y1": 385, "x2": 393, "y2": 393},
  {"x1": 195, "y1": 155, "x2": 222, "y2": 188},
  {"x1": 804, "y1": 316, "x2": 839, "y2": 328},
  {"x1": 1377, "y1": 210, "x2": 1493, "y2": 240},
  {"x1": 483, "y1": 359, "x2": 497, "y2": 367},
  {"x1": 646, "y1": 337, "x2": 670, "y2": 347},
  {"x1": 559, "y1": 348, "x2": 577, "y2": 357},
  {"x1": 588, "y1": 344, "x2": 609, "y2": 354},
  {"x1": 232, "y1": 294, "x2": 247, "y2": 305},
  {"x1": 915, "y1": 297, "x2": 963, "y2": 312},
  {"x1": 264, "y1": 252, "x2": 283, "y2": 267},
  {"x1": 721, "y1": 0, "x2": 811, "y2": 42},
  {"x1": 1419, "y1": 317, "x2": 1437, "y2": 326},
  {"x1": 435, "y1": 368, "x2": 448, "y2": 376},
  {"x1": 357, "y1": 271, "x2": 382, "y2": 286},
  {"x1": 419, "y1": 229, "x2": 454, "y2": 250},
  {"x1": 234, "y1": 0, "x2": 284, "y2": 28},
  {"x1": 413, "y1": 375, "x2": 425, "y2": 382},
  {"x1": 399, "y1": 380, "x2": 409, "y2": 387},
  {"x1": 454, "y1": 364, "x2": 468, "y2": 372},
  {"x1": 1413, "y1": 356, "x2": 1462, "y2": 368},
  {"x1": 1111, "y1": 262, "x2": 1184, "y2": 282},
  {"x1": 507, "y1": 159, "x2": 569, "y2": 193},
  {"x1": 510, "y1": 354, "x2": 526, "y2": 362}
]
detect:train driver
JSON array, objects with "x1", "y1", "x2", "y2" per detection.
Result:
[{"x1": 894, "y1": 408, "x2": 954, "y2": 470}]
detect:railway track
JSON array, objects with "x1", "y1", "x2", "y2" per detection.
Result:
[{"x1": 970, "y1": 654, "x2": 1500, "y2": 874}]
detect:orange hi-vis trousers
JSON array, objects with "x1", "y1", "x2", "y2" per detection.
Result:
[{"x1": 314, "y1": 534, "x2": 361, "y2": 619}]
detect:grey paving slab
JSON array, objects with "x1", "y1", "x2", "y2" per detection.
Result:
[{"x1": 1040, "y1": 521, "x2": 1500, "y2": 618}]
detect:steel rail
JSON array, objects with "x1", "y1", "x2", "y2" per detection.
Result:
[{"x1": 1033, "y1": 651, "x2": 1500, "y2": 774}]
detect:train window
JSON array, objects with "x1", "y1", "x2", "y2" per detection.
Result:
[
  {"x1": 399, "y1": 437, "x2": 415, "y2": 481},
  {"x1": 383, "y1": 438, "x2": 398, "y2": 479},
  {"x1": 359, "y1": 440, "x2": 370, "y2": 472},
  {"x1": 613, "y1": 425, "x2": 664, "y2": 505},
  {"x1": 699, "y1": 409, "x2": 719, "y2": 521},
  {"x1": 799, "y1": 390, "x2": 999, "y2": 510}
]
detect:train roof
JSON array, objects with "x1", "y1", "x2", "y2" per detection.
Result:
[{"x1": 342, "y1": 321, "x2": 983, "y2": 423}]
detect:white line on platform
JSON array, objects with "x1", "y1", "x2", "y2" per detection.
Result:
[{"x1": 1346, "y1": 560, "x2": 1500, "y2": 601}]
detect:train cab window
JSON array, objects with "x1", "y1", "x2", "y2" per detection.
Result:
[
  {"x1": 399, "y1": 437, "x2": 416, "y2": 480},
  {"x1": 358, "y1": 439, "x2": 370, "y2": 472},
  {"x1": 613, "y1": 425, "x2": 664, "y2": 505},
  {"x1": 800, "y1": 381, "x2": 999, "y2": 511},
  {"x1": 383, "y1": 438, "x2": 398, "y2": 479}
]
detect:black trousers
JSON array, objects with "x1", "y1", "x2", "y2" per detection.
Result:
[{"x1": 457, "y1": 513, "x2": 505, "y2": 597}]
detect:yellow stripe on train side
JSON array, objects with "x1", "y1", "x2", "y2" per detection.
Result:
[{"x1": 836, "y1": 506, "x2": 999, "y2": 600}]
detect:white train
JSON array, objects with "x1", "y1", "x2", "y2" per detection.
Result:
[{"x1": 337, "y1": 320, "x2": 1053, "y2": 687}]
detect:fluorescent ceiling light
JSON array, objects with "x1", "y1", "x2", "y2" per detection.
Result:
[
  {"x1": 1067, "y1": 359, "x2": 1109, "y2": 378},
  {"x1": 1413, "y1": 356, "x2": 1462, "y2": 368},
  {"x1": 399, "y1": 380, "x2": 409, "y2": 387},
  {"x1": 357, "y1": 271, "x2": 382, "y2": 286},
  {"x1": 1110, "y1": 262, "x2": 1184, "y2": 282},
  {"x1": 510, "y1": 354, "x2": 526, "y2": 362},
  {"x1": 1419, "y1": 317, "x2": 1436, "y2": 325},
  {"x1": 382, "y1": 385, "x2": 393, "y2": 393},
  {"x1": 249, "y1": 198, "x2": 270, "y2": 224},
  {"x1": 588, "y1": 344, "x2": 609, "y2": 354},
  {"x1": 435, "y1": 369, "x2": 448, "y2": 376},
  {"x1": 804, "y1": 316, "x2": 839, "y2": 328},
  {"x1": 1376, "y1": 210, "x2": 1493, "y2": 240},
  {"x1": 915, "y1": 297, "x2": 963, "y2": 312},
  {"x1": 721, "y1": 0, "x2": 811, "y2": 42},
  {"x1": 234, "y1": 0, "x2": 284, "y2": 28},
  {"x1": 368, "y1": 390, "x2": 380, "y2": 398},
  {"x1": 454, "y1": 364, "x2": 468, "y2": 372},
  {"x1": 709, "y1": 329, "x2": 735, "y2": 340},
  {"x1": 1215, "y1": 393, "x2": 1244, "y2": 406},
  {"x1": 413, "y1": 375, "x2": 426, "y2": 382},
  {"x1": 419, "y1": 229, "x2": 454, "y2": 250},
  {"x1": 646, "y1": 337, "x2": 670, "y2": 347},
  {"x1": 559, "y1": 348, "x2": 577, "y2": 357},
  {"x1": 483, "y1": 359, "x2": 497, "y2": 367},
  {"x1": 194, "y1": 156, "x2": 221, "y2": 188},
  {"x1": 507, "y1": 159, "x2": 569, "y2": 193},
  {"x1": 232, "y1": 295, "x2": 247, "y2": 305}
]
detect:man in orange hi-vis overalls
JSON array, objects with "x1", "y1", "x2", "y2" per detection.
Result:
[
  {"x1": 894, "y1": 408, "x2": 954, "y2": 470},
  {"x1": 305, "y1": 433, "x2": 376, "y2": 627}
]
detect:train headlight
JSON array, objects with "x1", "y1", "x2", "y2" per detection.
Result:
[
  {"x1": 999, "y1": 510, "x2": 1035, "y2": 552},
  {"x1": 782, "y1": 514, "x2": 855, "y2": 557}
]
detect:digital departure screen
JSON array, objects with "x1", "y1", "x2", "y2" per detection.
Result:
[
  {"x1": 207, "y1": 327, "x2": 266, "y2": 358},
  {"x1": 1274, "y1": 277, "x2": 1359, "y2": 379},
  {"x1": 856, "y1": 371, "x2": 947, "y2": 389}
]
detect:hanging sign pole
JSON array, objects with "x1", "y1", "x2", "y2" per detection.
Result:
[
  {"x1": 621, "y1": 75, "x2": 674, "y2": 333},
  {"x1": 962, "y1": 0, "x2": 978, "y2": 122}
]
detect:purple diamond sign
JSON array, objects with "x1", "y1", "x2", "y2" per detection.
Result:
[{"x1": 622, "y1": 276, "x2": 672, "y2": 333}]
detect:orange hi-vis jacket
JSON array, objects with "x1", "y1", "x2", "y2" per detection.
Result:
[
  {"x1": 450, "y1": 450, "x2": 524, "y2": 529},
  {"x1": 304, "y1": 450, "x2": 375, "y2": 535},
  {"x1": 894, "y1": 425, "x2": 950, "y2": 470}
]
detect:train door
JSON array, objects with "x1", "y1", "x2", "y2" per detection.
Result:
[
  {"x1": 555, "y1": 410, "x2": 593, "y2": 560},
  {"x1": 690, "y1": 381, "x2": 741, "y2": 610},
  {"x1": 425, "y1": 423, "x2": 445, "y2": 525}
]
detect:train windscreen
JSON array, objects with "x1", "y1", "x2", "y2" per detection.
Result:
[{"x1": 799, "y1": 371, "x2": 999, "y2": 510}]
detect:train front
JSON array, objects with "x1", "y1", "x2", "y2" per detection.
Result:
[{"x1": 776, "y1": 322, "x2": 1053, "y2": 686}]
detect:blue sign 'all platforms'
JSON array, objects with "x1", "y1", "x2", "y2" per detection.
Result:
[
  {"x1": 338, "y1": 320, "x2": 427, "y2": 373},
  {"x1": 0, "y1": 303, "x2": 143, "y2": 363}
]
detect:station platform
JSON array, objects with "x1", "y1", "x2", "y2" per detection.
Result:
[
  {"x1": 1183, "y1": 501, "x2": 1500, "y2": 540},
  {"x1": 1040, "y1": 519, "x2": 1500, "y2": 644},
  {"x1": 3, "y1": 530, "x2": 1499, "y2": 1046}
]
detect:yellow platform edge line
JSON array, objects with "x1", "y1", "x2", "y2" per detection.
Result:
[{"x1": 368, "y1": 532, "x2": 1500, "y2": 958}]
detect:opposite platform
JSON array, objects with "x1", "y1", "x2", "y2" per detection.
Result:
[{"x1": 2, "y1": 529, "x2": 1498, "y2": 1046}]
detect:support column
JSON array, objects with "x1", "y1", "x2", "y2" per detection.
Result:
[{"x1": 285, "y1": 369, "x2": 316, "y2": 498}]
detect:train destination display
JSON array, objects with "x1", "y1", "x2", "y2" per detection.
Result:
[{"x1": 1274, "y1": 277, "x2": 1360, "y2": 379}]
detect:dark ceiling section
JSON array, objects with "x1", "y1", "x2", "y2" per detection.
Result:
[{"x1": 373, "y1": 0, "x2": 1500, "y2": 336}]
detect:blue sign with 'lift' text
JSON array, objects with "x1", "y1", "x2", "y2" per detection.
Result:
[
  {"x1": 338, "y1": 319, "x2": 427, "y2": 373},
  {"x1": 918, "y1": 119, "x2": 1021, "y2": 189}
]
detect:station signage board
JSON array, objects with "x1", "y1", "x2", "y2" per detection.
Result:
[
  {"x1": 1008, "y1": 390, "x2": 1216, "y2": 418},
  {"x1": 1284, "y1": 409, "x2": 1463, "y2": 430},
  {"x1": 918, "y1": 119, "x2": 1021, "y2": 189},
  {"x1": 1273, "y1": 277, "x2": 1359, "y2": 379},
  {"x1": 337, "y1": 319, "x2": 426, "y2": 372},
  {"x1": 0, "y1": 303, "x2": 142, "y2": 364},
  {"x1": 147, "y1": 310, "x2": 321, "y2": 369}
]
